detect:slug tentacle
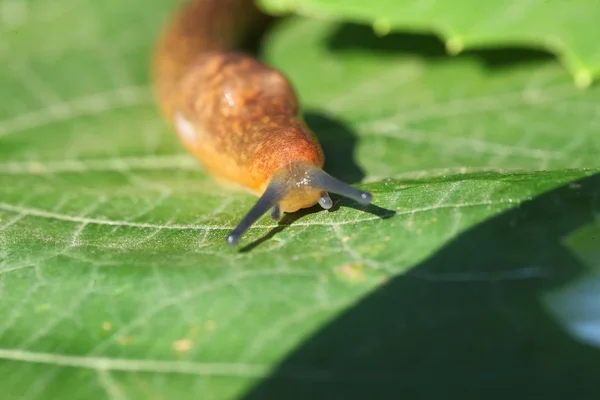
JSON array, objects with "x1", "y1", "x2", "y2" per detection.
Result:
[{"x1": 306, "y1": 167, "x2": 373, "y2": 206}]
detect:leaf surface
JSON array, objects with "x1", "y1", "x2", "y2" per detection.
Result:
[{"x1": 0, "y1": 1, "x2": 599, "y2": 398}]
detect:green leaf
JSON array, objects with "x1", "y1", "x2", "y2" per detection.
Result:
[
  {"x1": 1, "y1": 1, "x2": 599, "y2": 399},
  {"x1": 259, "y1": 0, "x2": 600, "y2": 86}
]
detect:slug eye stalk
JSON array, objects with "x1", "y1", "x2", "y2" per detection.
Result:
[{"x1": 306, "y1": 167, "x2": 372, "y2": 206}]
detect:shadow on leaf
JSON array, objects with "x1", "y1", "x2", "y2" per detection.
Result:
[
  {"x1": 327, "y1": 23, "x2": 555, "y2": 71},
  {"x1": 241, "y1": 173, "x2": 600, "y2": 399},
  {"x1": 304, "y1": 110, "x2": 366, "y2": 184}
]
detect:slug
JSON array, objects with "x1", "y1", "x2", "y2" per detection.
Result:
[{"x1": 152, "y1": 0, "x2": 372, "y2": 246}]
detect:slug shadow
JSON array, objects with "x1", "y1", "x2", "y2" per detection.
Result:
[
  {"x1": 327, "y1": 196, "x2": 396, "y2": 220},
  {"x1": 327, "y1": 23, "x2": 555, "y2": 70},
  {"x1": 240, "y1": 199, "x2": 395, "y2": 253},
  {"x1": 239, "y1": 209, "x2": 315, "y2": 253},
  {"x1": 304, "y1": 111, "x2": 366, "y2": 184},
  {"x1": 239, "y1": 111, "x2": 395, "y2": 251},
  {"x1": 242, "y1": 173, "x2": 600, "y2": 399}
]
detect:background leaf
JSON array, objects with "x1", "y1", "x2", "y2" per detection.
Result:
[
  {"x1": 259, "y1": 0, "x2": 600, "y2": 87},
  {"x1": 0, "y1": 0, "x2": 599, "y2": 399}
]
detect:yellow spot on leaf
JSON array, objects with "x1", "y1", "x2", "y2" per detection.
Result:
[
  {"x1": 336, "y1": 263, "x2": 365, "y2": 283},
  {"x1": 102, "y1": 322, "x2": 112, "y2": 331},
  {"x1": 27, "y1": 162, "x2": 44, "y2": 174},
  {"x1": 173, "y1": 339, "x2": 193, "y2": 353},
  {"x1": 117, "y1": 336, "x2": 134, "y2": 346},
  {"x1": 205, "y1": 320, "x2": 216, "y2": 331}
]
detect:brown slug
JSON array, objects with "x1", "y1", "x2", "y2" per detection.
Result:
[{"x1": 152, "y1": 0, "x2": 372, "y2": 246}]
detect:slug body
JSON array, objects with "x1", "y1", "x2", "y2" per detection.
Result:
[{"x1": 153, "y1": 0, "x2": 372, "y2": 245}]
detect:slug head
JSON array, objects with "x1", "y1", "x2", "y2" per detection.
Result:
[{"x1": 226, "y1": 161, "x2": 372, "y2": 246}]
